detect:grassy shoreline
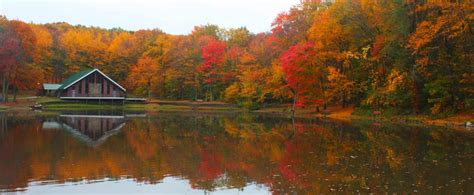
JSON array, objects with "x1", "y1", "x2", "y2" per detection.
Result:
[
  {"x1": 42, "y1": 102, "x2": 474, "y2": 129},
  {"x1": 42, "y1": 103, "x2": 242, "y2": 112},
  {"x1": 0, "y1": 97, "x2": 472, "y2": 129}
]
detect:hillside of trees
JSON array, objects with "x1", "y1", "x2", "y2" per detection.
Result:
[{"x1": 0, "y1": 0, "x2": 472, "y2": 115}]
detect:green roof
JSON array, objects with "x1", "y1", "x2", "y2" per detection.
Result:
[
  {"x1": 58, "y1": 69, "x2": 95, "y2": 90},
  {"x1": 55, "y1": 68, "x2": 126, "y2": 92}
]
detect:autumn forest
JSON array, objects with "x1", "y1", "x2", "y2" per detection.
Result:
[{"x1": 0, "y1": 0, "x2": 472, "y2": 115}]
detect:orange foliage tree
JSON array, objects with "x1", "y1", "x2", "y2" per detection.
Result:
[{"x1": 126, "y1": 56, "x2": 159, "y2": 98}]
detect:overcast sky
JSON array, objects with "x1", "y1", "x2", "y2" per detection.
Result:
[{"x1": 0, "y1": 0, "x2": 300, "y2": 35}]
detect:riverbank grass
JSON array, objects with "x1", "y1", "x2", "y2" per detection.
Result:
[{"x1": 42, "y1": 102, "x2": 242, "y2": 112}]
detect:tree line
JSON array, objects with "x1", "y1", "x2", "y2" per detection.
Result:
[{"x1": 0, "y1": 0, "x2": 472, "y2": 115}]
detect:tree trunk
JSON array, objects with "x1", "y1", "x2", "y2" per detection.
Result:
[
  {"x1": 161, "y1": 74, "x2": 166, "y2": 99},
  {"x1": 2, "y1": 77, "x2": 8, "y2": 103},
  {"x1": 411, "y1": 73, "x2": 421, "y2": 114},
  {"x1": 194, "y1": 74, "x2": 199, "y2": 101},
  {"x1": 147, "y1": 80, "x2": 151, "y2": 98},
  {"x1": 291, "y1": 93, "x2": 297, "y2": 118},
  {"x1": 13, "y1": 86, "x2": 17, "y2": 102},
  {"x1": 5, "y1": 82, "x2": 9, "y2": 103},
  {"x1": 409, "y1": 1, "x2": 421, "y2": 114},
  {"x1": 1, "y1": 76, "x2": 5, "y2": 102},
  {"x1": 208, "y1": 85, "x2": 214, "y2": 102}
]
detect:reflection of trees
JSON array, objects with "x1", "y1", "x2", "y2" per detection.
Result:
[{"x1": 0, "y1": 113, "x2": 472, "y2": 193}]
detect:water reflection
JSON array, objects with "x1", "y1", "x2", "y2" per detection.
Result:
[
  {"x1": 44, "y1": 114, "x2": 126, "y2": 147},
  {"x1": 0, "y1": 112, "x2": 472, "y2": 194}
]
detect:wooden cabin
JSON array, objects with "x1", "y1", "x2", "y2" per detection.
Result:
[{"x1": 53, "y1": 69, "x2": 126, "y2": 100}]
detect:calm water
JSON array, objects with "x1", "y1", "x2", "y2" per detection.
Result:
[{"x1": 0, "y1": 111, "x2": 472, "y2": 194}]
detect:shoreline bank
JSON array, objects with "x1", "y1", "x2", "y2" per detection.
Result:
[{"x1": 1, "y1": 98, "x2": 472, "y2": 130}]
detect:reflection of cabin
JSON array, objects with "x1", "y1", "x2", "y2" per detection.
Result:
[
  {"x1": 43, "y1": 114, "x2": 126, "y2": 147},
  {"x1": 43, "y1": 68, "x2": 126, "y2": 100}
]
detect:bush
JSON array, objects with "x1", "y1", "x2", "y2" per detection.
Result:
[
  {"x1": 238, "y1": 100, "x2": 260, "y2": 110},
  {"x1": 465, "y1": 98, "x2": 474, "y2": 110}
]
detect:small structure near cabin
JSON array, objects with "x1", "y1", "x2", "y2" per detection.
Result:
[
  {"x1": 43, "y1": 68, "x2": 127, "y2": 101},
  {"x1": 42, "y1": 83, "x2": 62, "y2": 96}
]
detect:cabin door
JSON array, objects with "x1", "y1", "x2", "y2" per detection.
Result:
[{"x1": 89, "y1": 83, "x2": 101, "y2": 96}]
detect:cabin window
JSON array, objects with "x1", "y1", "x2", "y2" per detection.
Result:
[
  {"x1": 85, "y1": 81, "x2": 89, "y2": 94},
  {"x1": 97, "y1": 76, "x2": 103, "y2": 84},
  {"x1": 89, "y1": 75, "x2": 94, "y2": 83},
  {"x1": 101, "y1": 80, "x2": 105, "y2": 94}
]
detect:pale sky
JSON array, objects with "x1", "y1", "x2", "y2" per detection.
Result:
[{"x1": 0, "y1": 0, "x2": 300, "y2": 35}]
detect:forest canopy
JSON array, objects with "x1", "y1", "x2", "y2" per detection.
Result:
[{"x1": 0, "y1": 0, "x2": 472, "y2": 115}]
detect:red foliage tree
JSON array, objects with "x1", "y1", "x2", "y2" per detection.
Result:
[
  {"x1": 0, "y1": 20, "x2": 39, "y2": 101},
  {"x1": 280, "y1": 41, "x2": 324, "y2": 114},
  {"x1": 197, "y1": 36, "x2": 227, "y2": 101},
  {"x1": 0, "y1": 24, "x2": 20, "y2": 75}
]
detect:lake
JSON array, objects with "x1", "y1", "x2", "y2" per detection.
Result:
[{"x1": 0, "y1": 111, "x2": 472, "y2": 194}]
